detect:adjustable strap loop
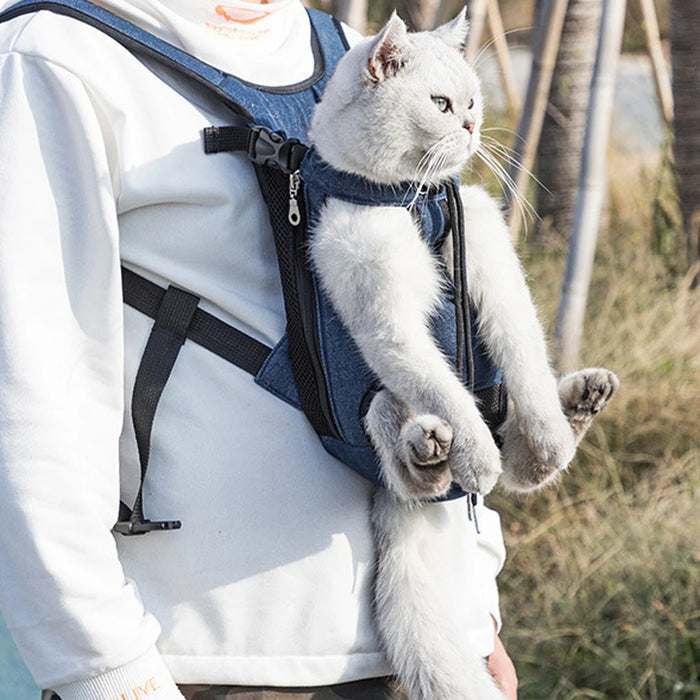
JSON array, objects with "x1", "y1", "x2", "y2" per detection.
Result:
[
  {"x1": 115, "y1": 284, "x2": 199, "y2": 535},
  {"x1": 132, "y1": 284, "x2": 199, "y2": 472},
  {"x1": 116, "y1": 269, "x2": 276, "y2": 535},
  {"x1": 121, "y1": 267, "x2": 272, "y2": 375}
]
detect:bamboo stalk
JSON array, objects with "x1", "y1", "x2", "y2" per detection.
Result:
[
  {"x1": 637, "y1": 0, "x2": 674, "y2": 124},
  {"x1": 486, "y1": 0, "x2": 521, "y2": 113},
  {"x1": 465, "y1": 0, "x2": 488, "y2": 63},
  {"x1": 555, "y1": 0, "x2": 628, "y2": 372},
  {"x1": 330, "y1": 0, "x2": 367, "y2": 33},
  {"x1": 505, "y1": 0, "x2": 570, "y2": 241}
]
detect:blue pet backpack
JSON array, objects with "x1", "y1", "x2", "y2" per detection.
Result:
[{"x1": 0, "y1": 0, "x2": 506, "y2": 534}]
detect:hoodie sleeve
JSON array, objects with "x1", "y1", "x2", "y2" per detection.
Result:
[{"x1": 0, "y1": 48, "x2": 183, "y2": 700}]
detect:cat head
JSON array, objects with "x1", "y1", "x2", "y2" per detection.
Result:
[{"x1": 309, "y1": 10, "x2": 483, "y2": 187}]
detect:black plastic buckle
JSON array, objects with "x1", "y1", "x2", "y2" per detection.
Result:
[
  {"x1": 247, "y1": 126, "x2": 304, "y2": 173},
  {"x1": 113, "y1": 518, "x2": 182, "y2": 536}
]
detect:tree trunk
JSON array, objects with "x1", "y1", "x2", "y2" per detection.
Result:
[
  {"x1": 535, "y1": 0, "x2": 602, "y2": 244},
  {"x1": 671, "y1": 0, "x2": 700, "y2": 267},
  {"x1": 504, "y1": 0, "x2": 569, "y2": 240},
  {"x1": 465, "y1": 0, "x2": 488, "y2": 62},
  {"x1": 555, "y1": 0, "x2": 627, "y2": 372},
  {"x1": 330, "y1": 0, "x2": 368, "y2": 33},
  {"x1": 487, "y1": 0, "x2": 521, "y2": 113},
  {"x1": 639, "y1": 0, "x2": 673, "y2": 125},
  {"x1": 397, "y1": 0, "x2": 443, "y2": 30}
]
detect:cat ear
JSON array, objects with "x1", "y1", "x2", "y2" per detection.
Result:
[
  {"x1": 366, "y1": 11, "x2": 409, "y2": 84},
  {"x1": 433, "y1": 7, "x2": 470, "y2": 53}
]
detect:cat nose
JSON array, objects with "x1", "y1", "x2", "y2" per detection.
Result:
[{"x1": 463, "y1": 120, "x2": 475, "y2": 134}]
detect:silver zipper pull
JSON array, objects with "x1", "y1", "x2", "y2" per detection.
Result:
[{"x1": 288, "y1": 172, "x2": 301, "y2": 226}]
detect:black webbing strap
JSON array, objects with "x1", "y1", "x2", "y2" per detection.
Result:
[
  {"x1": 203, "y1": 125, "x2": 249, "y2": 154},
  {"x1": 121, "y1": 267, "x2": 272, "y2": 375},
  {"x1": 115, "y1": 283, "x2": 198, "y2": 534},
  {"x1": 115, "y1": 268, "x2": 273, "y2": 535}
]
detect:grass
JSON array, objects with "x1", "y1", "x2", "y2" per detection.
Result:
[{"x1": 484, "y1": 147, "x2": 700, "y2": 698}]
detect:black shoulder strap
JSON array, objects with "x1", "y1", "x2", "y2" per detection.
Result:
[
  {"x1": 445, "y1": 179, "x2": 474, "y2": 390},
  {"x1": 114, "y1": 268, "x2": 273, "y2": 535}
]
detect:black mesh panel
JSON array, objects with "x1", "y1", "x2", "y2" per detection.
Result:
[{"x1": 255, "y1": 165, "x2": 338, "y2": 438}]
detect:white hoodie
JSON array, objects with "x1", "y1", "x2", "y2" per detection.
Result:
[{"x1": 0, "y1": 2, "x2": 506, "y2": 699}]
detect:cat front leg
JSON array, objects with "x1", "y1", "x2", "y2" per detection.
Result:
[
  {"x1": 459, "y1": 185, "x2": 578, "y2": 483},
  {"x1": 364, "y1": 382, "x2": 503, "y2": 500},
  {"x1": 310, "y1": 199, "x2": 502, "y2": 499},
  {"x1": 498, "y1": 367, "x2": 619, "y2": 492}
]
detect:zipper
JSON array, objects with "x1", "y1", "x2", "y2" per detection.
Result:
[
  {"x1": 288, "y1": 172, "x2": 302, "y2": 226},
  {"x1": 290, "y1": 175, "x2": 342, "y2": 441}
]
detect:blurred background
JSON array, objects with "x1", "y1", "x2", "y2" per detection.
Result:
[{"x1": 2, "y1": 1, "x2": 697, "y2": 698}]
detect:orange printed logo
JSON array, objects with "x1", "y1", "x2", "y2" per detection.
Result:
[
  {"x1": 215, "y1": 4, "x2": 271, "y2": 24},
  {"x1": 106, "y1": 675, "x2": 161, "y2": 700}
]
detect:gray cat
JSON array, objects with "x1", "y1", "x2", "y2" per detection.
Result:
[{"x1": 308, "y1": 11, "x2": 618, "y2": 699}]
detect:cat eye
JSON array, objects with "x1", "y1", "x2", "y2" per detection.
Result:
[
  {"x1": 431, "y1": 95, "x2": 452, "y2": 113},
  {"x1": 468, "y1": 98, "x2": 475, "y2": 110}
]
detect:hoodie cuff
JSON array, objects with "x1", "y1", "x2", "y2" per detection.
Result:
[{"x1": 52, "y1": 647, "x2": 185, "y2": 700}]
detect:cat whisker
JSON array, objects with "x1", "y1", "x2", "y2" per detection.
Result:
[
  {"x1": 475, "y1": 146, "x2": 539, "y2": 230},
  {"x1": 478, "y1": 149, "x2": 535, "y2": 224},
  {"x1": 471, "y1": 26, "x2": 533, "y2": 72},
  {"x1": 480, "y1": 134, "x2": 520, "y2": 159},
  {"x1": 408, "y1": 140, "x2": 450, "y2": 209},
  {"x1": 481, "y1": 136, "x2": 551, "y2": 196},
  {"x1": 482, "y1": 126, "x2": 522, "y2": 143},
  {"x1": 479, "y1": 138, "x2": 533, "y2": 192}
]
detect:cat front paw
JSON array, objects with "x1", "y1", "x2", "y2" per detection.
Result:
[
  {"x1": 498, "y1": 406, "x2": 575, "y2": 493},
  {"x1": 519, "y1": 408, "x2": 577, "y2": 472},
  {"x1": 396, "y1": 414, "x2": 455, "y2": 497},
  {"x1": 400, "y1": 414, "x2": 453, "y2": 466},
  {"x1": 449, "y1": 418, "x2": 503, "y2": 495},
  {"x1": 499, "y1": 369, "x2": 620, "y2": 493},
  {"x1": 559, "y1": 368, "x2": 620, "y2": 437}
]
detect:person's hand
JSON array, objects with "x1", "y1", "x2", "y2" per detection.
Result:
[{"x1": 488, "y1": 618, "x2": 518, "y2": 699}]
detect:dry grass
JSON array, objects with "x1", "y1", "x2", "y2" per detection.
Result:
[{"x1": 486, "y1": 149, "x2": 700, "y2": 698}]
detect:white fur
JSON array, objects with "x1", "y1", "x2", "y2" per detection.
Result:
[
  {"x1": 372, "y1": 490, "x2": 506, "y2": 700},
  {"x1": 309, "y1": 12, "x2": 482, "y2": 186},
  {"x1": 307, "y1": 11, "x2": 618, "y2": 700}
]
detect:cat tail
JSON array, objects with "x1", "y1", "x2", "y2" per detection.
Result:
[{"x1": 371, "y1": 489, "x2": 507, "y2": 700}]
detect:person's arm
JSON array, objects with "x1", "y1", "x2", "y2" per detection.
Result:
[
  {"x1": 0, "y1": 48, "x2": 183, "y2": 700},
  {"x1": 488, "y1": 618, "x2": 518, "y2": 700}
]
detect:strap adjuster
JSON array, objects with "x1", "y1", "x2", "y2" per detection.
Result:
[
  {"x1": 113, "y1": 518, "x2": 182, "y2": 536},
  {"x1": 203, "y1": 125, "x2": 308, "y2": 173},
  {"x1": 247, "y1": 126, "x2": 305, "y2": 173}
]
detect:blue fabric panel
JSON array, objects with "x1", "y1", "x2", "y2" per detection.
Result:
[
  {"x1": 313, "y1": 291, "x2": 376, "y2": 446},
  {"x1": 254, "y1": 335, "x2": 302, "y2": 411}
]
